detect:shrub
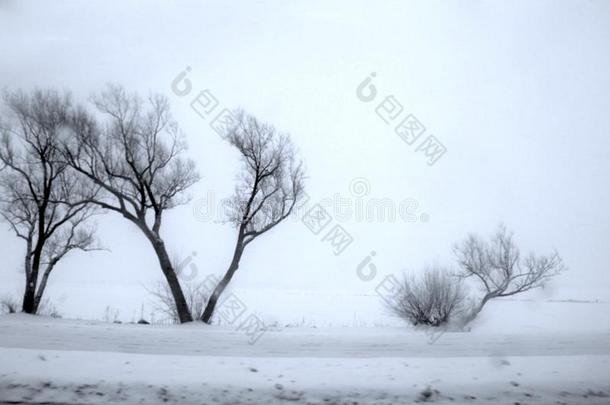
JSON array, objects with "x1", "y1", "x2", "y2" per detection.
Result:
[
  {"x1": 388, "y1": 267, "x2": 468, "y2": 327},
  {"x1": 0, "y1": 296, "x2": 19, "y2": 314},
  {"x1": 0, "y1": 296, "x2": 61, "y2": 318},
  {"x1": 148, "y1": 279, "x2": 209, "y2": 324}
]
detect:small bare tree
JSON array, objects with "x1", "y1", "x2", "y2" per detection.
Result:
[
  {"x1": 201, "y1": 111, "x2": 305, "y2": 323},
  {"x1": 62, "y1": 85, "x2": 199, "y2": 323},
  {"x1": 0, "y1": 89, "x2": 98, "y2": 314},
  {"x1": 388, "y1": 267, "x2": 468, "y2": 327},
  {"x1": 454, "y1": 224, "x2": 565, "y2": 323}
]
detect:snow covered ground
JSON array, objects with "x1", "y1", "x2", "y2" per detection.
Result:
[{"x1": 1, "y1": 300, "x2": 610, "y2": 404}]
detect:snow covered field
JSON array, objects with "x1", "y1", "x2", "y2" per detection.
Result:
[
  {"x1": 1, "y1": 0, "x2": 609, "y2": 404},
  {"x1": 1, "y1": 300, "x2": 609, "y2": 404}
]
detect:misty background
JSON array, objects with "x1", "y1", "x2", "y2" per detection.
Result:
[{"x1": 0, "y1": 0, "x2": 609, "y2": 323}]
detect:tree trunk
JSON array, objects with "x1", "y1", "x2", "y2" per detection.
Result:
[
  {"x1": 21, "y1": 278, "x2": 37, "y2": 314},
  {"x1": 23, "y1": 196, "x2": 49, "y2": 314},
  {"x1": 463, "y1": 294, "x2": 494, "y2": 326},
  {"x1": 201, "y1": 241, "x2": 245, "y2": 323},
  {"x1": 32, "y1": 265, "x2": 54, "y2": 314},
  {"x1": 22, "y1": 249, "x2": 42, "y2": 314},
  {"x1": 150, "y1": 239, "x2": 193, "y2": 323}
]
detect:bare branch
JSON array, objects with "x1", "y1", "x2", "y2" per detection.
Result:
[
  {"x1": 0, "y1": 88, "x2": 100, "y2": 314},
  {"x1": 200, "y1": 110, "x2": 306, "y2": 323},
  {"x1": 61, "y1": 84, "x2": 199, "y2": 323},
  {"x1": 454, "y1": 224, "x2": 565, "y2": 324},
  {"x1": 223, "y1": 110, "x2": 306, "y2": 244}
]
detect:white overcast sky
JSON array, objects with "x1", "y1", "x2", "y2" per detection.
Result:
[{"x1": 0, "y1": 0, "x2": 609, "y2": 321}]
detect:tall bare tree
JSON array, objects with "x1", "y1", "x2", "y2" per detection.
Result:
[
  {"x1": 454, "y1": 224, "x2": 565, "y2": 323},
  {"x1": 0, "y1": 89, "x2": 98, "y2": 314},
  {"x1": 63, "y1": 85, "x2": 199, "y2": 323},
  {"x1": 201, "y1": 111, "x2": 305, "y2": 323}
]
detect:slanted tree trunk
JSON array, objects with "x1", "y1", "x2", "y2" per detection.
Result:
[
  {"x1": 149, "y1": 238, "x2": 193, "y2": 323},
  {"x1": 201, "y1": 237, "x2": 245, "y2": 324},
  {"x1": 200, "y1": 111, "x2": 305, "y2": 324},
  {"x1": 463, "y1": 293, "x2": 495, "y2": 326},
  {"x1": 32, "y1": 264, "x2": 55, "y2": 314}
]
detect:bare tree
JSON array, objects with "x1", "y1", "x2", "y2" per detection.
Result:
[
  {"x1": 454, "y1": 224, "x2": 565, "y2": 324},
  {"x1": 388, "y1": 267, "x2": 468, "y2": 327},
  {"x1": 0, "y1": 89, "x2": 98, "y2": 314},
  {"x1": 201, "y1": 111, "x2": 305, "y2": 323},
  {"x1": 62, "y1": 85, "x2": 199, "y2": 323}
]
